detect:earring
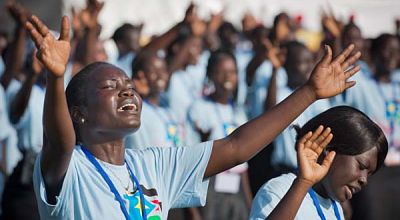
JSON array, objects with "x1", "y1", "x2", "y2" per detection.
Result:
[{"x1": 81, "y1": 118, "x2": 85, "y2": 124}]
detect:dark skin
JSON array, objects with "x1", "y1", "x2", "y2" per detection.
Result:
[
  {"x1": 265, "y1": 44, "x2": 314, "y2": 111},
  {"x1": 10, "y1": 50, "x2": 44, "y2": 124},
  {"x1": 26, "y1": 15, "x2": 361, "y2": 206},
  {"x1": 134, "y1": 55, "x2": 169, "y2": 106},
  {"x1": 267, "y1": 127, "x2": 379, "y2": 220},
  {"x1": 206, "y1": 56, "x2": 253, "y2": 209},
  {"x1": 0, "y1": 1, "x2": 28, "y2": 90},
  {"x1": 116, "y1": 25, "x2": 143, "y2": 58},
  {"x1": 72, "y1": 0, "x2": 105, "y2": 75},
  {"x1": 373, "y1": 36, "x2": 400, "y2": 83},
  {"x1": 208, "y1": 56, "x2": 238, "y2": 104}
]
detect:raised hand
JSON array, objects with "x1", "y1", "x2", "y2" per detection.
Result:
[
  {"x1": 262, "y1": 38, "x2": 282, "y2": 69},
  {"x1": 25, "y1": 15, "x2": 71, "y2": 77},
  {"x1": 81, "y1": 0, "x2": 104, "y2": 29},
  {"x1": 297, "y1": 126, "x2": 335, "y2": 186},
  {"x1": 306, "y1": 44, "x2": 361, "y2": 99},
  {"x1": 31, "y1": 49, "x2": 44, "y2": 76},
  {"x1": 7, "y1": 0, "x2": 29, "y2": 26}
]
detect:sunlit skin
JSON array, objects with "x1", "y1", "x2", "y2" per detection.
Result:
[
  {"x1": 209, "y1": 56, "x2": 238, "y2": 104},
  {"x1": 317, "y1": 147, "x2": 378, "y2": 202},
  {"x1": 25, "y1": 14, "x2": 362, "y2": 210}
]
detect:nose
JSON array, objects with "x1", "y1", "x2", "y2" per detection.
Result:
[
  {"x1": 119, "y1": 87, "x2": 134, "y2": 97},
  {"x1": 358, "y1": 174, "x2": 368, "y2": 187}
]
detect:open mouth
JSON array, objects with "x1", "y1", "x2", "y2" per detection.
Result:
[
  {"x1": 117, "y1": 103, "x2": 138, "y2": 112},
  {"x1": 223, "y1": 81, "x2": 234, "y2": 90}
]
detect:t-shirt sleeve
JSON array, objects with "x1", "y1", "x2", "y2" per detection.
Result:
[
  {"x1": 155, "y1": 141, "x2": 213, "y2": 208},
  {"x1": 249, "y1": 174, "x2": 294, "y2": 220},
  {"x1": 33, "y1": 151, "x2": 76, "y2": 218}
]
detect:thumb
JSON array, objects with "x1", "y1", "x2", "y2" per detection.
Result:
[
  {"x1": 319, "y1": 45, "x2": 332, "y2": 66},
  {"x1": 59, "y1": 16, "x2": 70, "y2": 42},
  {"x1": 321, "y1": 151, "x2": 336, "y2": 171}
]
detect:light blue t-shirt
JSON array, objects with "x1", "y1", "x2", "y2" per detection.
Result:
[
  {"x1": 187, "y1": 98, "x2": 248, "y2": 144},
  {"x1": 272, "y1": 86, "x2": 331, "y2": 168},
  {"x1": 344, "y1": 72, "x2": 400, "y2": 164},
  {"x1": 125, "y1": 101, "x2": 185, "y2": 149},
  {"x1": 0, "y1": 84, "x2": 21, "y2": 210},
  {"x1": 0, "y1": 85, "x2": 20, "y2": 172},
  {"x1": 0, "y1": 56, "x2": 4, "y2": 78},
  {"x1": 33, "y1": 141, "x2": 212, "y2": 220},
  {"x1": 246, "y1": 60, "x2": 287, "y2": 119},
  {"x1": 250, "y1": 173, "x2": 345, "y2": 220},
  {"x1": 6, "y1": 79, "x2": 45, "y2": 153},
  {"x1": 167, "y1": 52, "x2": 209, "y2": 123},
  {"x1": 234, "y1": 49, "x2": 253, "y2": 106},
  {"x1": 113, "y1": 53, "x2": 135, "y2": 78}
]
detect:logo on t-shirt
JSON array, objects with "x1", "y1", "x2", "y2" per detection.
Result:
[{"x1": 125, "y1": 185, "x2": 162, "y2": 220}]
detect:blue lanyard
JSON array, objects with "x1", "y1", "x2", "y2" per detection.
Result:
[
  {"x1": 80, "y1": 145, "x2": 147, "y2": 220},
  {"x1": 308, "y1": 188, "x2": 341, "y2": 220},
  {"x1": 374, "y1": 80, "x2": 400, "y2": 147}
]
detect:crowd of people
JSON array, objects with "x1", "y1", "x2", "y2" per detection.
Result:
[{"x1": 0, "y1": 0, "x2": 399, "y2": 219}]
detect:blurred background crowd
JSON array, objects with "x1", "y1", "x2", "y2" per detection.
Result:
[{"x1": 0, "y1": 0, "x2": 399, "y2": 219}]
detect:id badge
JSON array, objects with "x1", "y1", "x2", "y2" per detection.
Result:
[
  {"x1": 166, "y1": 123, "x2": 180, "y2": 145},
  {"x1": 223, "y1": 123, "x2": 236, "y2": 136},
  {"x1": 385, "y1": 101, "x2": 398, "y2": 119}
]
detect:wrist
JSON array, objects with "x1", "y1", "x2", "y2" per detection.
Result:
[
  {"x1": 294, "y1": 177, "x2": 314, "y2": 189},
  {"x1": 298, "y1": 84, "x2": 317, "y2": 103}
]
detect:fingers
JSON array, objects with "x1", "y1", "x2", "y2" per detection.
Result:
[
  {"x1": 25, "y1": 21, "x2": 43, "y2": 48},
  {"x1": 59, "y1": 16, "x2": 70, "y2": 42},
  {"x1": 344, "y1": 64, "x2": 361, "y2": 79},
  {"x1": 309, "y1": 125, "x2": 324, "y2": 142},
  {"x1": 321, "y1": 151, "x2": 336, "y2": 169},
  {"x1": 315, "y1": 127, "x2": 331, "y2": 145},
  {"x1": 320, "y1": 133, "x2": 333, "y2": 149},
  {"x1": 333, "y1": 44, "x2": 354, "y2": 64},
  {"x1": 30, "y1": 15, "x2": 50, "y2": 37},
  {"x1": 319, "y1": 45, "x2": 333, "y2": 66},
  {"x1": 344, "y1": 81, "x2": 356, "y2": 90},
  {"x1": 298, "y1": 131, "x2": 312, "y2": 151},
  {"x1": 341, "y1": 51, "x2": 361, "y2": 70}
]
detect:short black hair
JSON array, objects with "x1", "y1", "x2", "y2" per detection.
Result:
[
  {"x1": 294, "y1": 106, "x2": 388, "y2": 172},
  {"x1": 131, "y1": 51, "x2": 159, "y2": 78},
  {"x1": 112, "y1": 23, "x2": 139, "y2": 43}
]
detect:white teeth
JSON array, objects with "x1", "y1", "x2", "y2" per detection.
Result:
[
  {"x1": 157, "y1": 79, "x2": 166, "y2": 90},
  {"x1": 224, "y1": 81, "x2": 234, "y2": 90},
  {"x1": 118, "y1": 103, "x2": 137, "y2": 112}
]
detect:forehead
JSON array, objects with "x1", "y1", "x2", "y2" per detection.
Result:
[{"x1": 90, "y1": 65, "x2": 129, "y2": 82}]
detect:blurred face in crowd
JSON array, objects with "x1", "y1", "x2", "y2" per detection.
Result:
[
  {"x1": 94, "y1": 41, "x2": 108, "y2": 62},
  {"x1": 376, "y1": 36, "x2": 400, "y2": 74},
  {"x1": 209, "y1": 56, "x2": 238, "y2": 96},
  {"x1": 285, "y1": 44, "x2": 314, "y2": 89},
  {"x1": 143, "y1": 56, "x2": 169, "y2": 96},
  {"x1": 123, "y1": 28, "x2": 141, "y2": 53},
  {"x1": 342, "y1": 26, "x2": 364, "y2": 56},
  {"x1": 186, "y1": 36, "x2": 203, "y2": 66}
]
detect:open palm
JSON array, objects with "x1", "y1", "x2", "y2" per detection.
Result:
[
  {"x1": 307, "y1": 44, "x2": 361, "y2": 99},
  {"x1": 297, "y1": 126, "x2": 336, "y2": 186},
  {"x1": 25, "y1": 15, "x2": 70, "y2": 77}
]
